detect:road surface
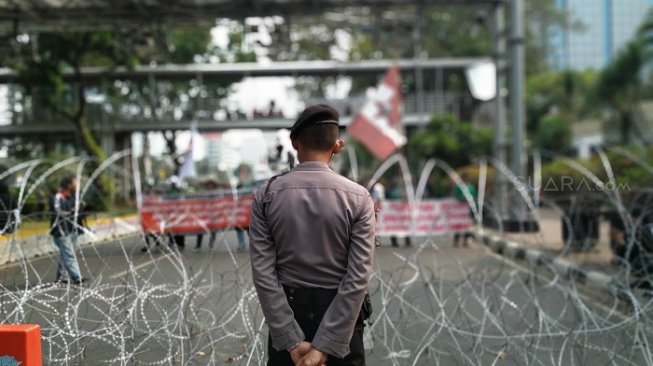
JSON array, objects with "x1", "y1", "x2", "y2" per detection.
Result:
[{"x1": 0, "y1": 233, "x2": 650, "y2": 365}]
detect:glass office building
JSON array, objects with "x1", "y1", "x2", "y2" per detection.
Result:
[{"x1": 552, "y1": 0, "x2": 653, "y2": 70}]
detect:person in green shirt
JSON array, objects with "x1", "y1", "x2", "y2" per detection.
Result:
[{"x1": 453, "y1": 179, "x2": 477, "y2": 248}]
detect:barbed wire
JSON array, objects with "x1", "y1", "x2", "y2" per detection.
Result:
[{"x1": 0, "y1": 154, "x2": 651, "y2": 365}]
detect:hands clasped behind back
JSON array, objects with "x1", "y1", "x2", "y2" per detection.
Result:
[{"x1": 290, "y1": 341, "x2": 327, "y2": 366}]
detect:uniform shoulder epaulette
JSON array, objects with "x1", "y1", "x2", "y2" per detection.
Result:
[
  {"x1": 261, "y1": 171, "x2": 291, "y2": 217},
  {"x1": 264, "y1": 170, "x2": 291, "y2": 195}
]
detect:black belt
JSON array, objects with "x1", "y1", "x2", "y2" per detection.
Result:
[{"x1": 283, "y1": 285, "x2": 338, "y2": 306}]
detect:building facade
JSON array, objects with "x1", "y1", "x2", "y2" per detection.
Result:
[
  {"x1": 202, "y1": 129, "x2": 272, "y2": 179},
  {"x1": 552, "y1": 0, "x2": 653, "y2": 70}
]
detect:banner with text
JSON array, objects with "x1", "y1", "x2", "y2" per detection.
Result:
[
  {"x1": 141, "y1": 194, "x2": 471, "y2": 236},
  {"x1": 377, "y1": 199, "x2": 473, "y2": 236},
  {"x1": 140, "y1": 190, "x2": 254, "y2": 234}
]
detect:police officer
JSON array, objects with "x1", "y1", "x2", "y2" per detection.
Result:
[{"x1": 250, "y1": 105, "x2": 376, "y2": 366}]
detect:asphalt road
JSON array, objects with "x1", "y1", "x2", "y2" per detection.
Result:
[{"x1": 0, "y1": 233, "x2": 650, "y2": 365}]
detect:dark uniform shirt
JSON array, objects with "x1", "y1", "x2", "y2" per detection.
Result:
[{"x1": 249, "y1": 161, "x2": 376, "y2": 359}]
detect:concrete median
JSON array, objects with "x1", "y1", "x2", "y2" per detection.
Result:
[{"x1": 0, "y1": 215, "x2": 139, "y2": 266}]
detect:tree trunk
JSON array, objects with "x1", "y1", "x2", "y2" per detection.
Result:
[
  {"x1": 74, "y1": 114, "x2": 107, "y2": 162},
  {"x1": 621, "y1": 111, "x2": 632, "y2": 145},
  {"x1": 70, "y1": 70, "x2": 112, "y2": 200}
]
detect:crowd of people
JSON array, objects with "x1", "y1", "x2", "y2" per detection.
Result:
[{"x1": 140, "y1": 170, "x2": 252, "y2": 253}]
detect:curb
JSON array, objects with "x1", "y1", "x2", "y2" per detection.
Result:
[
  {"x1": 0, "y1": 217, "x2": 140, "y2": 266},
  {"x1": 474, "y1": 229, "x2": 621, "y2": 297}
]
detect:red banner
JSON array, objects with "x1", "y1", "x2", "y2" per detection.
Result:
[
  {"x1": 141, "y1": 193, "x2": 472, "y2": 237},
  {"x1": 140, "y1": 191, "x2": 254, "y2": 234},
  {"x1": 376, "y1": 199, "x2": 473, "y2": 236}
]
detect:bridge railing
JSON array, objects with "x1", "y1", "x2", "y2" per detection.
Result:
[{"x1": 4, "y1": 90, "x2": 474, "y2": 135}]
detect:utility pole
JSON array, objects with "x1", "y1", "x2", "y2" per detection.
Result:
[
  {"x1": 493, "y1": 0, "x2": 507, "y2": 218},
  {"x1": 509, "y1": 0, "x2": 527, "y2": 221}
]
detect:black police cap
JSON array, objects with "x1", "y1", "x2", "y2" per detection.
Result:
[{"x1": 289, "y1": 104, "x2": 340, "y2": 139}]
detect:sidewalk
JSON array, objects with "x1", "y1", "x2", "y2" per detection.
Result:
[
  {"x1": 0, "y1": 214, "x2": 140, "y2": 265},
  {"x1": 475, "y1": 207, "x2": 636, "y2": 297}
]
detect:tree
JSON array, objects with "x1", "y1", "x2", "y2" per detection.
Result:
[
  {"x1": 13, "y1": 31, "x2": 139, "y2": 162},
  {"x1": 257, "y1": 1, "x2": 576, "y2": 101},
  {"x1": 345, "y1": 1, "x2": 575, "y2": 74},
  {"x1": 526, "y1": 69, "x2": 597, "y2": 135},
  {"x1": 589, "y1": 7, "x2": 653, "y2": 145},
  {"x1": 534, "y1": 114, "x2": 572, "y2": 155},
  {"x1": 593, "y1": 40, "x2": 646, "y2": 144},
  {"x1": 408, "y1": 114, "x2": 492, "y2": 169},
  {"x1": 10, "y1": 24, "x2": 256, "y2": 164},
  {"x1": 11, "y1": 26, "x2": 217, "y2": 161},
  {"x1": 107, "y1": 26, "x2": 256, "y2": 173}
]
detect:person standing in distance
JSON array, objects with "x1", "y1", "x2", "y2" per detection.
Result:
[
  {"x1": 249, "y1": 105, "x2": 376, "y2": 366},
  {"x1": 50, "y1": 176, "x2": 85, "y2": 284}
]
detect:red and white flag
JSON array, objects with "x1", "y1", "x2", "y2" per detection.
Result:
[{"x1": 347, "y1": 65, "x2": 406, "y2": 161}]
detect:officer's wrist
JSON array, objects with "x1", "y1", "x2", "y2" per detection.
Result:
[
  {"x1": 310, "y1": 345, "x2": 328, "y2": 358},
  {"x1": 287, "y1": 340, "x2": 303, "y2": 352}
]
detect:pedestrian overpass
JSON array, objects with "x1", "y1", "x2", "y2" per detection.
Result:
[{"x1": 0, "y1": 58, "x2": 491, "y2": 155}]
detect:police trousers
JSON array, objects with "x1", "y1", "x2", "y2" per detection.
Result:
[{"x1": 267, "y1": 286, "x2": 365, "y2": 366}]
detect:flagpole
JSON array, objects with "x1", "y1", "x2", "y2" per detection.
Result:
[
  {"x1": 413, "y1": 0, "x2": 425, "y2": 115},
  {"x1": 178, "y1": 119, "x2": 198, "y2": 180}
]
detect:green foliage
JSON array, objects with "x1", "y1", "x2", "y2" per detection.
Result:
[
  {"x1": 588, "y1": 8, "x2": 653, "y2": 145},
  {"x1": 15, "y1": 32, "x2": 137, "y2": 112},
  {"x1": 526, "y1": 70, "x2": 597, "y2": 132},
  {"x1": 637, "y1": 7, "x2": 653, "y2": 57},
  {"x1": 408, "y1": 114, "x2": 492, "y2": 169},
  {"x1": 261, "y1": 1, "x2": 571, "y2": 79},
  {"x1": 525, "y1": 69, "x2": 598, "y2": 157},
  {"x1": 12, "y1": 26, "x2": 217, "y2": 114},
  {"x1": 343, "y1": 7, "x2": 490, "y2": 61},
  {"x1": 12, "y1": 31, "x2": 142, "y2": 162},
  {"x1": 421, "y1": 7, "x2": 492, "y2": 58},
  {"x1": 344, "y1": 1, "x2": 569, "y2": 69},
  {"x1": 603, "y1": 147, "x2": 653, "y2": 190},
  {"x1": 337, "y1": 139, "x2": 378, "y2": 184},
  {"x1": 11, "y1": 24, "x2": 255, "y2": 161},
  {"x1": 267, "y1": 21, "x2": 337, "y2": 61},
  {"x1": 594, "y1": 40, "x2": 644, "y2": 106},
  {"x1": 592, "y1": 40, "x2": 645, "y2": 144},
  {"x1": 166, "y1": 27, "x2": 213, "y2": 64},
  {"x1": 541, "y1": 146, "x2": 653, "y2": 197},
  {"x1": 233, "y1": 2, "x2": 576, "y2": 101},
  {"x1": 534, "y1": 114, "x2": 572, "y2": 155}
]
